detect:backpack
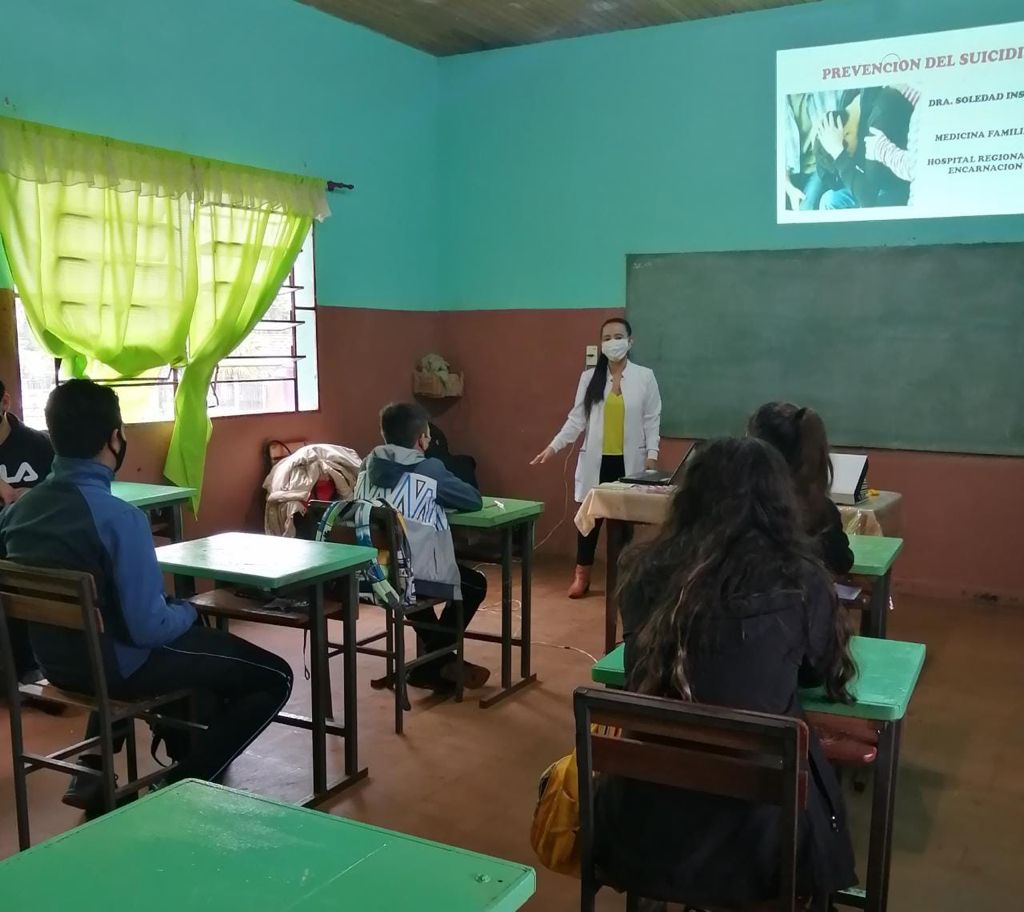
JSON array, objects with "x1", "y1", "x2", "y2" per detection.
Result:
[
  {"x1": 313, "y1": 499, "x2": 417, "y2": 609},
  {"x1": 426, "y1": 422, "x2": 478, "y2": 489}
]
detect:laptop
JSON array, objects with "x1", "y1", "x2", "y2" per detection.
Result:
[
  {"x1": 620, "y1": 441, "x2": 698, "y2": 487},
  {"x1": 829, "y1": 452, "x2": 869, "y2": 505}
]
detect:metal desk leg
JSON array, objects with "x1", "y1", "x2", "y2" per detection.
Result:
[
  {"x1": 864, "y1": 571, "x2": 892, "y2": 639},
  {"x1": 865, "y1": 719, "x2": 901, "y2": 912},
  {"x1": 173, "y1": 573, "x2": 196, "y2": 603},
  {"x1": 287, "y1": 572, "x2": 366, "y2": 807},
  {"x1": 168, "y1": 504, "x2": 184, "y2": 543},
  {"x1": 519, "y1": 520, "x2": 534, "y2": 682},
  {"x1": 477, "y1": 521, "x2": 539, "y2": 709},
  {"x1": 605, "y1": 519, "x2": 628, "y2": 654},
  {"x1": 309, "y1": 582, "x2": 328, "y2": 796},
  {"x1": 499, "y1": 527, "x2": 513, "y2": 690},
  {"x1": 342, "y1": 572, "x2": 359, "y2": 777}
]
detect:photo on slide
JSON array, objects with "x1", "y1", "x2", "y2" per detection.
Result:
[{"x1": 781, "y1": 85, "x2": 918, "y2": 213}]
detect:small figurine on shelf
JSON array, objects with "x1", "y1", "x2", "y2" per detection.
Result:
[{"x1": 413, "y1": 353, "x2": 464, "y2": 399}]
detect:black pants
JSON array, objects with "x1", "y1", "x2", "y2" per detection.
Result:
[
  {"x1": 51, "y1": 626, "x2": 293, "y2": 784},
  {"x1": 576, "y1": 455, "x2": 626, "y2": 566},
  {"x1": 410, "y1": 564, "x2": 487, "y2": 672}
]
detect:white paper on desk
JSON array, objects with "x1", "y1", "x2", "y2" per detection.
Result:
[{"x1": 834, "y1": 583, "x2": 862, "y2": 602}]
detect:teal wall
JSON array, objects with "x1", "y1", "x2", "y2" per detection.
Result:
[
  {"x1": 437, "y1": 0, "x2": 1024, "y2": 310},
  {"x1": 3, "y1": 0, "x2": 1023, "y2": 314},
  {"x1": 0, "y1": 0, "x2": 439, "y2": 310}
]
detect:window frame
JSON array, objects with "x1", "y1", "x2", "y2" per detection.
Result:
[{"x1": 13, "y1": 229, "x2": 319, "y2": 428}]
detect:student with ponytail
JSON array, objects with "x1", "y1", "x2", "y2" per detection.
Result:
[
  {"x1": 748, "y1": 401, "x2": 854, "y2": 576},
  {"x1": 531, "y1": 317, "x2": 661, "y2": 599}
]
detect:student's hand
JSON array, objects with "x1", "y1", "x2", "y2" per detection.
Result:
[
  {"x1": 864, "y1": 127, "x2": 887, "y2": 162},
  {"x1": 531, "y1": 447, "x2": 555, "y2": 466},
  {"x1": 0, "y1": 480, "x2": 17, "y2": 506},
  {"x1": 784, "y1": 177, "x2": 806, "y2": 210},
  {"x1": 816, "y1": 112, "x2": 845, "y2": 159}
]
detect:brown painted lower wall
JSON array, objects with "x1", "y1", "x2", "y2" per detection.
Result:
[{"x1": 6, "y1": 301, "x2": 1020, "y2": 603}]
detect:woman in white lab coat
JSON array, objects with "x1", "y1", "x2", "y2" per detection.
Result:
[{"x1": 532, "y1": 317, "x2": 662, "y2": 598}]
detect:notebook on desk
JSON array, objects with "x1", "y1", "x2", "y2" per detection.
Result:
[{"x1": 620, "y1": 441, "x2": 698, "y2": 487}]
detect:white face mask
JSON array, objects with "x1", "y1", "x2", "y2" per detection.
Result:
[{"x1": 601, "y1": 338, "x2": 631, "y2": 363}]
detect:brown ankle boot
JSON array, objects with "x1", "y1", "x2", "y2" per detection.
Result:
[{"x1": 567, "y1": 565, "x2": 592, "y2": 599}]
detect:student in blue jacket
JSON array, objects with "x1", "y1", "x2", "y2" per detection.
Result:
[{"x1": 0, "y1": 380, "x2": 293, "y2": 814}]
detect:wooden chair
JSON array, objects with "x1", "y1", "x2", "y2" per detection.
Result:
[
  {"x1": 297, "y1": 501, "x2": 464, "y2": 735},
  {"x1": 0, "y1": 561, "x2": 200, "y2": 850},
  {"x1": 574, "y1": 687, "x2": 825, "y2": 912}
]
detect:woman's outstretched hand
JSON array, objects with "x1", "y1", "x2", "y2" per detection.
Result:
[{"x1": 531, "y1": 447, "x2": 555, "y2": 465}]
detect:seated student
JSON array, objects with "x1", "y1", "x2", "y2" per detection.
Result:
[
  {"x1": 0, "y1": 378, "x2": 56, "y2": 688},
  {"x1": 0, "y1": 380, "x2": 292, "y2": 813},
  {"x1": 356, "y1": 402, "x2": 489, "y2": 692},
  {"x1": 594, "y1": 438, "x2": 857, "y2": 907},
  {"x1": 748, "y1": 401, "x2": 854, "y2": 576}
]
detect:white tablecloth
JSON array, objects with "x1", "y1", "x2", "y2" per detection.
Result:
[{"x1": 575, "y1": 484, "x2": 902, "y2": 537}]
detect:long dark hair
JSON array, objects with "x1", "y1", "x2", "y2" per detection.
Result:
[
  {"x1": 583, "y1": 317, "x2": 632, "y2": 415},
  {"x1": 747, "y1": 402, "x2": 833, "y2": 536},
  {"x1": 621, "y1": 437, "x2": 854, "y2": 704}
]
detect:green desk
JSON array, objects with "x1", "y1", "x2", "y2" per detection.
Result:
[
  {"x1": 0, "y1": 780, "x2": 536, "y2": 911},
  {"x1": 157, "y1": 533, "x2": 375, "y2": 807},
  {"x1": 592, "y1": 636, "x2": 926, "y2": 912},
  {"x1": 449, "y1": 497, "x2": 544, "y2": 708},
  {"x1": 848, "y1": 534, "x2": 904, "y2": 639},
  {"x1": 112, "y1": 481, "x2": 196, "y2": 542}
]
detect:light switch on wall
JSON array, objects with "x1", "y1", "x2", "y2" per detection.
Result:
[{"x1": 585, "y1": 345, "x2": 598, "y2": 367}]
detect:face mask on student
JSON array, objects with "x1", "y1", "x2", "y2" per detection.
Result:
[
  {"x1": 110, "y1": 430, "x2": 128, "y2": 474},
  {"x1": 602, "y1": 339, "x2": 631, "y2": 363}
]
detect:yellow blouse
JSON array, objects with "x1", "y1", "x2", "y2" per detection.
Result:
[{"x1": 603, "y1": 392, "x2": 625, "y2": 455}]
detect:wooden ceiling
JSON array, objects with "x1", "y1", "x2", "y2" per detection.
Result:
[{"x1": 298, "y1": 0, "x2": 818, "y2": 56}]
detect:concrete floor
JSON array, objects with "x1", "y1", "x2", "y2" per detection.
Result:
[{"x1": 2, "y1": 559, "x2": 1022, "y2": 910}]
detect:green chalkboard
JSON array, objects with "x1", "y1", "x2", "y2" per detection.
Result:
[{"x1": 626, "y1": 245, "x2": 1024, "y2": 455}]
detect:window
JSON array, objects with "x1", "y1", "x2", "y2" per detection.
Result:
[{"x1": 15, "y1": 229, "x2": 319, "y2": 429}]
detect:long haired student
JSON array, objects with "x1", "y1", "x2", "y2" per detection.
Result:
[
  {"x1": 594, "y1": 437, "x2": 857, "y2": 907},
  {"x1": 531, "y1": 317, "x2": 662, "y2": 599},
  {"x1": 748, "y1": 401, "x2": 854, "y2": 576}
]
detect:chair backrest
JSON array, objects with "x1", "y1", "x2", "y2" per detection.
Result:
[
  {"x1": 0, "y1": 561, "x2": 106, "y2": 702},
  {"x1": 574, "y1": 686, "x2": 809, "y2": 912},
  {"x1": 263, "y1": 439, "x2": 307, "y2": 478},
  {"x1": 304, "y1": 501, "x2": 395, "y2": 551},
  {"x1": 0, "y1": 561, "x2": 99, "y2": 631}
]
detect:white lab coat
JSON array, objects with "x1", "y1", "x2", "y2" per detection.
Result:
[{"x1": 548, "y1": 361, "x2": 662, "y2": 502}]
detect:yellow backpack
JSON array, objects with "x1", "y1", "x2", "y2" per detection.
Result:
[
  {"x1": 531, "y1": 750, "x2": 584, "y2": 876},
  {"x1": 530, "y1": 726, "x2": 620, "y2": 877}
]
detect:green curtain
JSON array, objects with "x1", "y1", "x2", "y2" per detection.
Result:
[
  {"x1": 0, "y1": 237, "x2": 13, "y2": 339},
  {"x1": 0, "y1": 116, "x2": 326, "y2": 506},
  {"x1": 0, "y1": 234, "x2": 13, "y2": 290},
  {"x1": 164, "y1": 204, "x2": 311, "y2": 495},
  {"x1": 0, "y1": 180, "x2": 197, "y2": 379}
]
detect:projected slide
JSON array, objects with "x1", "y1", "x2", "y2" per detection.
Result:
[{"x1": 777, "y1": 22, "x2": 1024, "y2": 223}]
